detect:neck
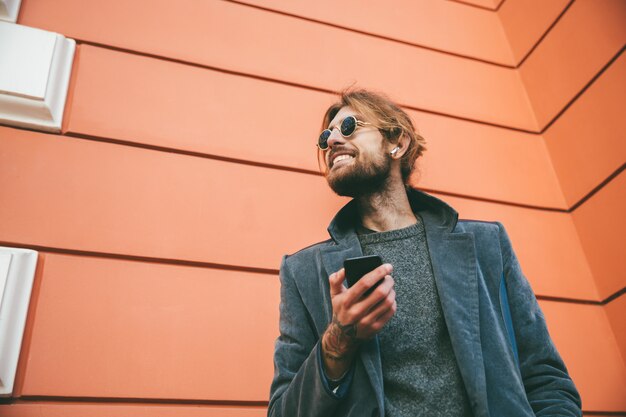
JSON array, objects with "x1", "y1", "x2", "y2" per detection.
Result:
[{"x1": 356, "y1": 179, "x2": 417, "y2": 232}]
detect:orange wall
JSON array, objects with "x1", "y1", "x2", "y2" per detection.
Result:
[{"x1": 1, "y1": 0, "x2": 624, "y2": 415}]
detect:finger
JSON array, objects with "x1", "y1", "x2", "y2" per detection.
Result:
[
  {"x1": 369, "y1": 299, "x2": 397, "y2": 333},
  {"x1": 360, "y1": 287, "x2": 396, "y2": 325},
  {"x1": 329, "y1": 268, "x2": 347, "y2": 296},
  {"x1": 348, "y1": 272, "x2": 394, "y2": 309},
  {"x1": 360, "y1": 300, "x2": 398, "y2": 334},
  {"x1": 349, "y1": 264, "x2": 393, "y2": 301},
  {"x1": 348, "y1": 276, "x2": 394, "y2": 321},
  {"x1": 361, "y1": 275, "x2": 394, "y2": 309}
]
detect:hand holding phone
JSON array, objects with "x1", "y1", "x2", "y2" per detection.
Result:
[{"x1": 322, "y1": 258, "x2": 396, "y2": 378}]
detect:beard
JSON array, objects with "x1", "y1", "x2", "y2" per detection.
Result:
[{"x1": 326, "y1": 152, "x2": 392, "y2": 198}]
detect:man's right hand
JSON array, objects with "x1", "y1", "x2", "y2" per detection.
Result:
[{"x1": 321, "y1": 264, "x2": 397, "y2": 379}]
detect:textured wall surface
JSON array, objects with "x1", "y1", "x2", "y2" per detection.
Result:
[{"x1": 1, "y1": 0, "x2": 624, "y2": 415}]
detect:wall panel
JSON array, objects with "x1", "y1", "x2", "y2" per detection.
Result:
[
  {"x1": 540, "y1": 300, "x2": 626, "y2": 411},
  {"x1": 65, "y1": 44, "x2": 332, "y2": 176},
  {"x1": 413, "y1": 111, "x2": 565, "y2": 208},
  {"x1": 571, "y1": 172, "x2": 626, "y2": 300},
  {"x1": 543, "y1": 52, "x2": 626, "y2": 206},
  {"x1": 519, "y1": 0, "x2": 626, "y2": 128},
  {"x1": 498, "y1": 0, "x2": 570, "y2": 63},
  {"x1": 0, "y1": 126, "x2": 598, "y2": 300},
  {"x1": 21, "y1": 253, "x2": 279, "y2": 400},
  {"x1": 66, "y1": 45, "x2": 566, "y2": 209},
  {"x1": 233, "y1": 0, "x2": 514, "y2": 65},
  {"x1": 443, "y1": 194, "x2": 597, "y2": 301},
  {"x1": 0, "y1": 404, "x2": 267, "y2": 417},
  {"x1": 451, "y1": 0, "x2": 500, "y2": 10},
  {"x1": 605, "y1": 295, "x2": 626, "y2": 365},
  {"x1": 0, "y1": 126, "x2": 346, "y2": 270},
  {"x1": 17, "y1": 0, "x2": 537, "y2": 130}
]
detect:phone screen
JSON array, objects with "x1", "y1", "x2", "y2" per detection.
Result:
[{"x1": 344, "y1": 255, "x2": 383, "y2": 288}]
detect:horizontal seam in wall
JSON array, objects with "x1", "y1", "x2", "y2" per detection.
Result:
[
  {"x1": 73, "y1": 40, "x2": 535, "y2": 133},
  {"x1": 424, "y1": 163, "x2": 624, "y2": 214},
  {"x1": 0, "y1": 396, "x2": 268, "y2": 407},
  {"x1": 537, "y1": 286, "x2": 626, "y2": 306},
  {"x1": 72, "y1": 39, "x2": 623, "y2": 136},
  {"x1": 222, "y1": 0, "x2": 515, "y2": 68},
  {"x1": 59, "y1": 132, "x2": 626, "y2": 213},
  {"x1": 0, "y1": 241, "x2": 280, "y2": 276},
  {"x1": 420, "y1": 187, "x2": 567, "y2": 212},
  {"x1": 226, "y1": 0, "x2": 575, "y2": 70},
  {"x1": 568, "y1": 163, "x2": 625, "y2": 212},
  {"x1": 62, "y1": 130, "x2": 322, "y2": 176},
  {"x1": 515, "y1": 0, "x2": 575, "y2": 68},
  {"x1": 2, "y1": 241, "x2": 624, "y2": 306},
  {"x1": 1, "y1": 124, "x2": 622, "y2": 214},
  {"x1": 539, "y1": 45, "x2": 625, "y2": 134},
  {"x1": 433, "y1": 0, "x2": 500, "y2": 12}
]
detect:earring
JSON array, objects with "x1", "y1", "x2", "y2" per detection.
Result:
[{"x1": 390, "y1": 147, "x2": 400, "y2": 156}]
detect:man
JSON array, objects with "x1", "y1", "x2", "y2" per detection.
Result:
[{"x1": 268, "y1": 89, "x2": 581, "y2": 417}]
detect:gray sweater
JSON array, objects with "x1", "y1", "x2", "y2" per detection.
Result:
[{"x1": 357, "y1": 216, "x2": 472, "y2": 417}]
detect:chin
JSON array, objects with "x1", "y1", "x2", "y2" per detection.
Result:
[{"x1": 326, "y1": 160, "x2": 391, "y2": 198}]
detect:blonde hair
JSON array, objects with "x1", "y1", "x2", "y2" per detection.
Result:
[{"x1": 318, "y1": 88, "x2": 427, "y2": 182}]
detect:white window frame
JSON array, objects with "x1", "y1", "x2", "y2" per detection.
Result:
[{"x1": 0, "y1": 247, "x2": 38, "y2": 396}]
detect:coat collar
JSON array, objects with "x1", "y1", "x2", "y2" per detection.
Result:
[
  {"x1": 326, "y1": 187, "x2": 459, "y2": 244},
  {"x1": 320, "y1": 187, "x2": 489, "y2": 417}
]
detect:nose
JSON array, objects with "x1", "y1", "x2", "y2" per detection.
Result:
[{"x1": 326, "y1": 127, "x2": 346, "y2": 149}]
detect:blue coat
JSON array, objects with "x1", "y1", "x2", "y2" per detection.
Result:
[{"x1": 269, "y1": 188, "x2": 581, "y2": 417}]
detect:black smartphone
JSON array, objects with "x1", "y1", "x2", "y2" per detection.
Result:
[{"x1": 344, "y1": 255, "x2": 384, "y2": 290}]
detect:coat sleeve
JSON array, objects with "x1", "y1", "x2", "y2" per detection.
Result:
[
  {"x1": 497, "y1": 222, "x2": 582, "y2": 416},
  {"x1": 268, "y1": 255, "x2": 345, "y2": 417}
]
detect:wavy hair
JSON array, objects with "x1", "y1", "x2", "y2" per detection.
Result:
[{"x1": 317, "y1": 88, "x2": 427, "y2": 183}]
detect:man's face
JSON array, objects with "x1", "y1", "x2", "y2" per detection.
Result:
[{"x1": 324, "y1": 106, "x2": 392, "y2": 197}]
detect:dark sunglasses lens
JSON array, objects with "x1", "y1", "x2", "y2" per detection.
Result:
[
  {"x1": 341, "y1": 116, "x2": 357, "y2": 136},
  {"x1": 318, "y1": 130, "x2": 331, "y2": 149}
]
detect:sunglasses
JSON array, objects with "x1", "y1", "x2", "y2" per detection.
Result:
[{"x1": 318, "y1": 115, "x2": 372, "y2": 150}]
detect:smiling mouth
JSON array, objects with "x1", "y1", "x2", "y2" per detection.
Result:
[
  {"x1": 329, "y1": 151, "x2": 357, "y2": 169},
  {"x1": 332, "y1": 154, "x2": 354, "y2": 166}
]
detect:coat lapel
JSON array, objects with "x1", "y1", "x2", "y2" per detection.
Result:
[
  {"x1": 320, "y1": 199, "x2": 386, "y2": 416},
  {"x1": 420, "y1": 209, "x2": 489, "y2": 417},
  {"x1": 319, "y1": 239, "x2": 362, "y2": 324}
]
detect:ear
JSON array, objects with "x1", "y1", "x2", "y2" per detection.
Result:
[{"x1": 389, "y1": 133, "x2": 410, "y2": 159}]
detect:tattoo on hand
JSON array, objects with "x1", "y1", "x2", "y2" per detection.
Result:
[{"x1": 323, "y1": 313, "x2": 358, "y2": 362}]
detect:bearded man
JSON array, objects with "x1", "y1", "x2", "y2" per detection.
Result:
[{"x1": 268, "y1": 89, "x2": 581, "y2": 417}]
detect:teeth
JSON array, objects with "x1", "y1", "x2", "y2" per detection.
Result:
[{"x1": 333, "y1": 154, "x2": 353, "y2": 165}]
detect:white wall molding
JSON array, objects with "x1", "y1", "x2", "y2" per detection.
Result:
[
  {"x1": 0, "y1": 21, "x2": 75, "y2": 132},
  {"x1": 0, "y1": 247, "x2": 38, "y2": 396},
  {"x1": 0, "y1": 0, "x2": 21, "y2": 23}
]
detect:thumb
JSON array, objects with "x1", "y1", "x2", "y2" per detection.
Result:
[{"x1": 329, "y1": 268, "x2": 346, "y2": 296}]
